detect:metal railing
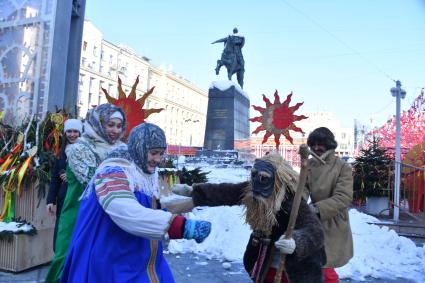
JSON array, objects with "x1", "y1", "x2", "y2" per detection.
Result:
[{"x1": 382, "y1": 161, "x2": 425, "y2": 222}]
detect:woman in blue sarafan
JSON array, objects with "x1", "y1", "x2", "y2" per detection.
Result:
[{"x1": 60, "y1": 123, "x2": 211, "y2": 283}]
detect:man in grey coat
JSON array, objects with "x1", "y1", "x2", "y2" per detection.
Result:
[{"x1": 305, "y1": 127, "x2": 354, "y2": 283}]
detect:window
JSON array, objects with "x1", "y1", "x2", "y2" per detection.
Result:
[
  {"x1": 83, "y1": 41, "x2": 87, "y2": 51},
  {"x1": 98, "y1": 82, "x2": 104, "y2": 104},
  {"x1": 89, "y1": 78, "x2": 95, "y2": 93},
  {"x1": 109, "y1": 55, "x2": 114, "y2": 64},
  {"x1": 78, "y1": 74, "x2": 84, "y2": 94},
  {"x1": 79, "y1": 74, "x2": 84, "y2": 86},
  {"x1": 81, "y1": 57, "x2": 86, "y2": 66},
  {"x1": 93, "y1": 46, "x2": 98, "y2": 57}
]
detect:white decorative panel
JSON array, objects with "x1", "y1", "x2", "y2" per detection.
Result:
[{"x1": 0, "y1": 0, "x2": 56, "y2": 126}]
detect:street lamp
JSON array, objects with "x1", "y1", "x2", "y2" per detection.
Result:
[
  {"x1": 390, "y1": 80, "x2": 406, "y2": 222},
  {"x1": 184, "y1": 119, "x2": 200, "y2": 146}
]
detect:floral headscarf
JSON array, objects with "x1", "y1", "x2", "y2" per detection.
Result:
[
  {"x1": 83, "y1": 103, "x2": 127, "y2": 144},
  {"x1": 127, "y1": 123, "x2": 167, "y2": 174}
]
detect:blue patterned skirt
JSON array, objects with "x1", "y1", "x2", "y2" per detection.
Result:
[{"x1": 60, "y1": 188, "x2": 175, "y2": 283}]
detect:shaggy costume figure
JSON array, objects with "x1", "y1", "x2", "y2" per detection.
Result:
[{"x1": 190, "y1": 153, "x2": 326, "y2": 283}]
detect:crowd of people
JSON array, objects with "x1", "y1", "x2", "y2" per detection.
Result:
[
  {"x1": 44, "y1": 102, "x2": 353, "y2": 283},
  {"x1": 44, "y1": 103, "x2": 211, "y2": 283}
]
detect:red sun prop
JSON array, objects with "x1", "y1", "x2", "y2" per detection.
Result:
[
  {"x1": 249, "y1": 90, "x2": 308, "y2": 149},
  {"x1": 102, "y1": 76, "x2": 164, "y2": 138}
]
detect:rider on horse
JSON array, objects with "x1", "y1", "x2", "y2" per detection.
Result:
[{"x1": 212, "y1": 28, "x2": 245, "y2": 89}]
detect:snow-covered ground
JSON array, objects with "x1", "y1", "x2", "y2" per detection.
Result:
[
  {"x1": 0, "y1": 221, "x2": 35, "y2": 233},
  {"x1": 165, "y1": 165, "x2": 425, "y2": 282}
]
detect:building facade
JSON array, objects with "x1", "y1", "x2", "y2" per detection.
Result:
[
  {"x1": 78, "y1": 20, "x2": 208, "y2": 147},
  {"x1": 295, "y1": 111, "x2": 355, "y2": 157}
]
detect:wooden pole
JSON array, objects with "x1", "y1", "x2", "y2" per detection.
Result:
[{"x1": 274, "y1": 144, "x2": 324, "y2": 283}]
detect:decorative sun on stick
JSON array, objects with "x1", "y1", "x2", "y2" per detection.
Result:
[
  {"x1": 102, "y1": 76, "x2": 164, "y2": 138},
  {"x1": 249, "y1": 90, "x2": 308, "y2": 149}
]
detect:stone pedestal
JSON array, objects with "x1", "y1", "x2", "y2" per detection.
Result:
[
  {"x1": 203, "y1": 82, "x2": 250, "y2": 150},
  {"x1": 0, "y1": 184, "x2": 55, "y2": 272}
]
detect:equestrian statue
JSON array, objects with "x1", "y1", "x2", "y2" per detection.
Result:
[{"x1": 212, "y1": 27, "x2": 245, "y2": 89}]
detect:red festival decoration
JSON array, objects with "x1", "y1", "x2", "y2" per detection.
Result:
[
  {"x1": 102, "y1": 76, "x2": 164, "y2": 138},
  {"x1": 250, "y1": 90, "x2": 308, "y2": 149},
  {"x1": 373, "y1": 88, "x2": 425, "y2": 158}
]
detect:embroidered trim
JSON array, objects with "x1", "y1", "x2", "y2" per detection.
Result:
[
  {"x1": 146, "y1": 240, "x2": 159, "y2": 283},
  {"x1": 101, "y1": 192, "x2": 135, "y2": 210},
  {"x1": 147, "y1": 198, "x2": 160, "y2": 283}
]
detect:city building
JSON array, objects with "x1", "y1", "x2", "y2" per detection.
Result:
[
  {"x1": 78, "y1": 20, "x2": 208, "y2": 148},
  {"x1": 296, "y1": 111, "x2": 355, "y2": 157}
]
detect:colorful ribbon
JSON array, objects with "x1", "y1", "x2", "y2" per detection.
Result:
[
  {"x1": 0, "y1": 141, "x2": 22, "y2": 169},
  {"x1": 0, "y1": 191, "x2": 15, "y2": 222},
  {"x1": 0, "y1": 167, "x2": 17, "y2": 222},
  {"x1": 16, "y1": 147, "x2": 37, "y2": 196},
  {"x1": 0, "y1": 134, "x2": 26, "y2": 223}
]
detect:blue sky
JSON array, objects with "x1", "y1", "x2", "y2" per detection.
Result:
[{"x1": 85, "y1": 0, "x2": 425, "y2": 128}]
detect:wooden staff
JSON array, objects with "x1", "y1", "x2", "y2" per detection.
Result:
[{"x1": 274, "y1": 144, "x2": 325, "y2": 283}]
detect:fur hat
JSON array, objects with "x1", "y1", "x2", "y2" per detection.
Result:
[
  {"x1": 64, "y1": 119, "x2": 83, "y2": 133},
  {"x1": 307, "y1": 127, "x2": 338, "y2": 150}
]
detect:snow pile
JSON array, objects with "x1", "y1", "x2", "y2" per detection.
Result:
[
  {"x1": 337, "y1": 209, "x2": 425, "y2": 282},
  {"x1": 168, "y1": 205, "x2": 251, "y2": 262},
  {"x1": 209, "y1": 80, "x2": 248, "y2": 98},
  {"x1": 204, "y1": 166, "x2": 250, "y2": 183},
  {"x1": 0, "y1": 221, "x2": 35, "y2": 233}
]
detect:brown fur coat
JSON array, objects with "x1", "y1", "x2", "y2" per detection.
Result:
[{"x1": 192, "y1": 181, "x2": 326, "y2": 282}]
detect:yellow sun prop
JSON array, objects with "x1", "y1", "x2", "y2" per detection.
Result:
[
  {"x1": 102, "y1": 76, "x2": 164, "y2": 138},
  {"x1": 250, "y1": 90, "x2": 308, "y2": 149}
]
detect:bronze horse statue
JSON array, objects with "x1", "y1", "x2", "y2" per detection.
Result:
[{"x1": 212, "y1": 28, "x2": 245, "y2": 89}]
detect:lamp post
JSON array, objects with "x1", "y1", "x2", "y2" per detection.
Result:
[
  {"x1": 184, "y1": 119, "x2": 200, "y2": 146},
  {"x1": 390, "y1": 80, "x2": 406, "y2": 222}
]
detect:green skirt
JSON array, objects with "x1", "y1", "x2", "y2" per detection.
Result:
[{"x1": 45, "y1": 166, "x2": 84, "y2": 283}]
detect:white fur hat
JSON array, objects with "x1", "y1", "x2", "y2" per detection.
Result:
[{"x1": 64, "y1": 119, "x2": 83, "y2": 133}]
